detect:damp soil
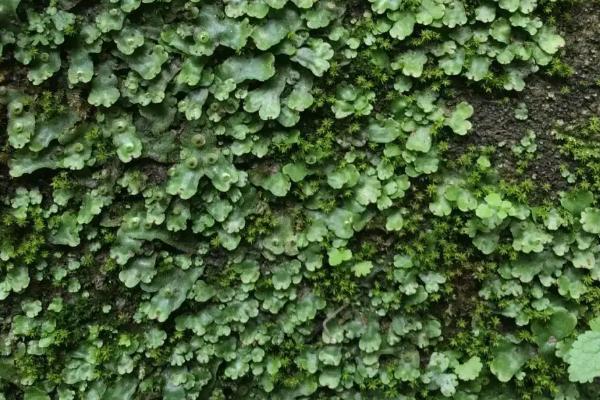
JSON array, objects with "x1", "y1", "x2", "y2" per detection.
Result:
[{"x1": 448, "y1": 1, "x2": 600, "y2": 200}]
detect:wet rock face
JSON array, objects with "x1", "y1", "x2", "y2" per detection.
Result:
[
  {"x1": 449, "y1": 2, "x2": 600, "y2": 199},
  {"x1": 565, "y1": 3, "x2": 600, "y2": 86}
]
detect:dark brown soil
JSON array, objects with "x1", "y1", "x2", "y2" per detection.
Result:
[{"x1": 448, "y1": 1, "x2": 600, "y2": 198}]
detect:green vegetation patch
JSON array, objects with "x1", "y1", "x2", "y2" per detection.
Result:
[{"x1": 1, "y1": 0, "x2": 599, "y2": 399}]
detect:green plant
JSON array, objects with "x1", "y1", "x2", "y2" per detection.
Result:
[{"x1": 1, "y1": 1, "x2": 595, "y2": 399}]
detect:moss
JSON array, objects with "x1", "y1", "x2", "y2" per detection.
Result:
[
  {"x1": 409, "y1": 29, "x2": 441, "y2": 47},
  {"x1": 244, "y1": 209, "x2": 276, "y2": 244},
  {"x1": 37, "y1": 90, "x2": 66, "y2": 119},
  {"x1": 556, "y1": 116, "x2": 600, "y2": 191},
  {"x1": 547, "y1": 57, "x2": 575, "y2": 78}
]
